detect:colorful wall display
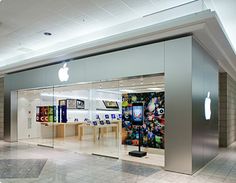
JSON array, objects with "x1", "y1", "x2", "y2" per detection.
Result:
[
  {"x1": 36, "y1": 106, "x2": 56, "y2": 122},
  {"x1": 122, "y1": 92, "x2": 165, "y2": 149}
]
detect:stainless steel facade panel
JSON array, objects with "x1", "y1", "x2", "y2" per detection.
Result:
[
  {"x1": 164, "y1": 37, "x2": 219, "y2": 174},
  {"x1": 4, "y1": 42, "x2": 165, "y2": 91},
  {"x1": 164, "y1": 37, "x2": 193, "y2": 174},
  {"x1": 192, "y1": 39, "x2": 219, "y2": 173}
]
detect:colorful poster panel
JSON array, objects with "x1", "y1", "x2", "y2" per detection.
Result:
[
  {"x1": 36, "y1": 106, "x2": 56, "y2": 122},
  {"x1": 122, "y1": 92, "x2": 165, "y2": 149}
]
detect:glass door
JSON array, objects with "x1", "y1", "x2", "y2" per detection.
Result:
[
  {"x1": 90, "y1": 80, "x2": 121, "y2": 158},
  {"x1": 48, "y1": 81, "x2": 121, "y2": 157},
  {"x1": 17, "y1": 86, "x2": 55, "y2": 148},
  {"x1": 36, "y1": 86, "x2": 55, "y2": 148},
  {"x1": 52, "y1": 83, "x2": 91, "y2": 152}
]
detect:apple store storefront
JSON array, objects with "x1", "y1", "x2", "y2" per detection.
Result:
[{"x1": 4, "y1": 36, "x2": 219, "y2": 174}]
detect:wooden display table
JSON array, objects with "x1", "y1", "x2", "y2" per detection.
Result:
[
  {"x1": 78, "y1": 123, "x2": 119, "y2": 142},
  {"x1": 110, "y1": 120, "x2": 122, "y2": 132},
  {"x1": 41, "y1": 122, "x2": 83, "y2": 138}
]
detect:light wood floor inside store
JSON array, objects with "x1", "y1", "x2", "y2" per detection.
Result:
[{"x1": 19, "y1": 132, "x2": 164, "y2": 167}]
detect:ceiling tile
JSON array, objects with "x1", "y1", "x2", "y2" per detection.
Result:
[
  {"x1": 44, "y1": 0, "x2": 72, "y2": 11},
  {"x1": 54, "y1": 3, "x2": 87, "y2": 19},
  {"x1": 101, "y1": 0, "x2": 136, "y2": 17},
  {"x1": 67, "y1": 0, "x2": 113, "y2": 20},
  {"x1": 0, "y1": 0, "x2": 53, "y2": 28},
  {"x1": 122, "y1": 0, "x2": 157, "y2": 15},
  {"x1": 0, "y1": 0, "x2": 235, "y2": 69},
  {"x1": 0, "y1": 24, "x2": 16, "y2": 37},
  {"x1": 150, "y1": 0, "x2": 194, "y2": 11},
  {"x1": 91, "y1": 0, "x2": 117, "y2": 7}
]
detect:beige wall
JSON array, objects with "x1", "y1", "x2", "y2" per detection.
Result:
[
  {"x1": 0, "y1": 78, "x2": 4, "y2": 139},
  {"x1": 219, "y1": 73, "x2": 236, "y2": 147}
]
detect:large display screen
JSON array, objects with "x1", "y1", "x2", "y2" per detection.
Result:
[
  {"x1": 76, "y1": 100, "x2": 85, "y2": 109},
  {"x1": 132, "y1": 103, "x2": 143, "y2": 125},
  {"x1": 111, "y1": 114, "x2": 116, "y2": 119},
  {"x1": 67, "y1": 99, "x2": 77, "y2": 109},
  {"x1": 103, "y1": 100, "x2": 119, "y2": 109}
]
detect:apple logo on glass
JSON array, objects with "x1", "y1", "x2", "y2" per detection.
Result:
[
  {"x1": 204, "y1": 91, "x2": 211, "y2": 120},
  {"x1": 58, "y1": 63, "x2": 69, "y2": 82}
]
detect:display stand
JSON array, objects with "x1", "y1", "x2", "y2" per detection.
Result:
[
  {"x1": 129, "y1": 126, "x2": 147, "y2": 157},
  {"x1": 129, "y1": 102, "x2": 147, "y2": 158}
]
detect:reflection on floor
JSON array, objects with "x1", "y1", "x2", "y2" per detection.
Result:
[
  {"x1": 1, "y1": 141, "x2": 236, "y2": 182},
  {"x1": 19, "y1": 132, "x2": 165, "y2": 167}
]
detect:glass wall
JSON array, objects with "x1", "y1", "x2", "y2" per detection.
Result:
[{"x1": 17, "y1": 74, "x2": 165, "y2": 165}]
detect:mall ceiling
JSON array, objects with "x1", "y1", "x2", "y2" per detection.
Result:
[{"x1": 0, "y1": 0, "x2": 235, "y2": 74}]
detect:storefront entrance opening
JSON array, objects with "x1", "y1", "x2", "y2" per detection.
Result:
[{"x1": 17, "y1": 74, "x2": 165, "y2": 166}]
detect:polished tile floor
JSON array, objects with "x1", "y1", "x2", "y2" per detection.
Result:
[
  {"x1": 19, "y1": 133, "x2": 165, "y2": 167},
  {"x1": 0, "y1": 159, "x2": 46, "y2": 178},
  {"x1": 0, "y1": 141, "x2": 236, "y2": 183}
]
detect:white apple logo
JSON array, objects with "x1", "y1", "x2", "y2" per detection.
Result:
[
  {"x1": 58, "y1": 63, "x2": 69, "y2": 82},
  {"x1": 204, "y1": 91, "x2": 211, "y2": 120}
]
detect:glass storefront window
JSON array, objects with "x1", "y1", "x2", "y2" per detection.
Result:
[{"x1": 17, "y1": 74, "x2": 165, "y2": 166}]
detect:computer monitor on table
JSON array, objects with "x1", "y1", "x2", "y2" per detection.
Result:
[{"x1": 111, "y1": 114, "x2": 116, "y2": 120}]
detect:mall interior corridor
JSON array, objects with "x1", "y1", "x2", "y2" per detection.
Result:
[
  {"x1": 0, "y1": 0, "x2": 236, "y2": 182},
  {"x1": 0, "y1": 141, "x2": 234, "y2": 183}
]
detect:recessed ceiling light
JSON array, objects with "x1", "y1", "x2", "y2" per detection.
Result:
[{"x1": 44, "y1": 32, "x2": 52, "y2": 36}]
